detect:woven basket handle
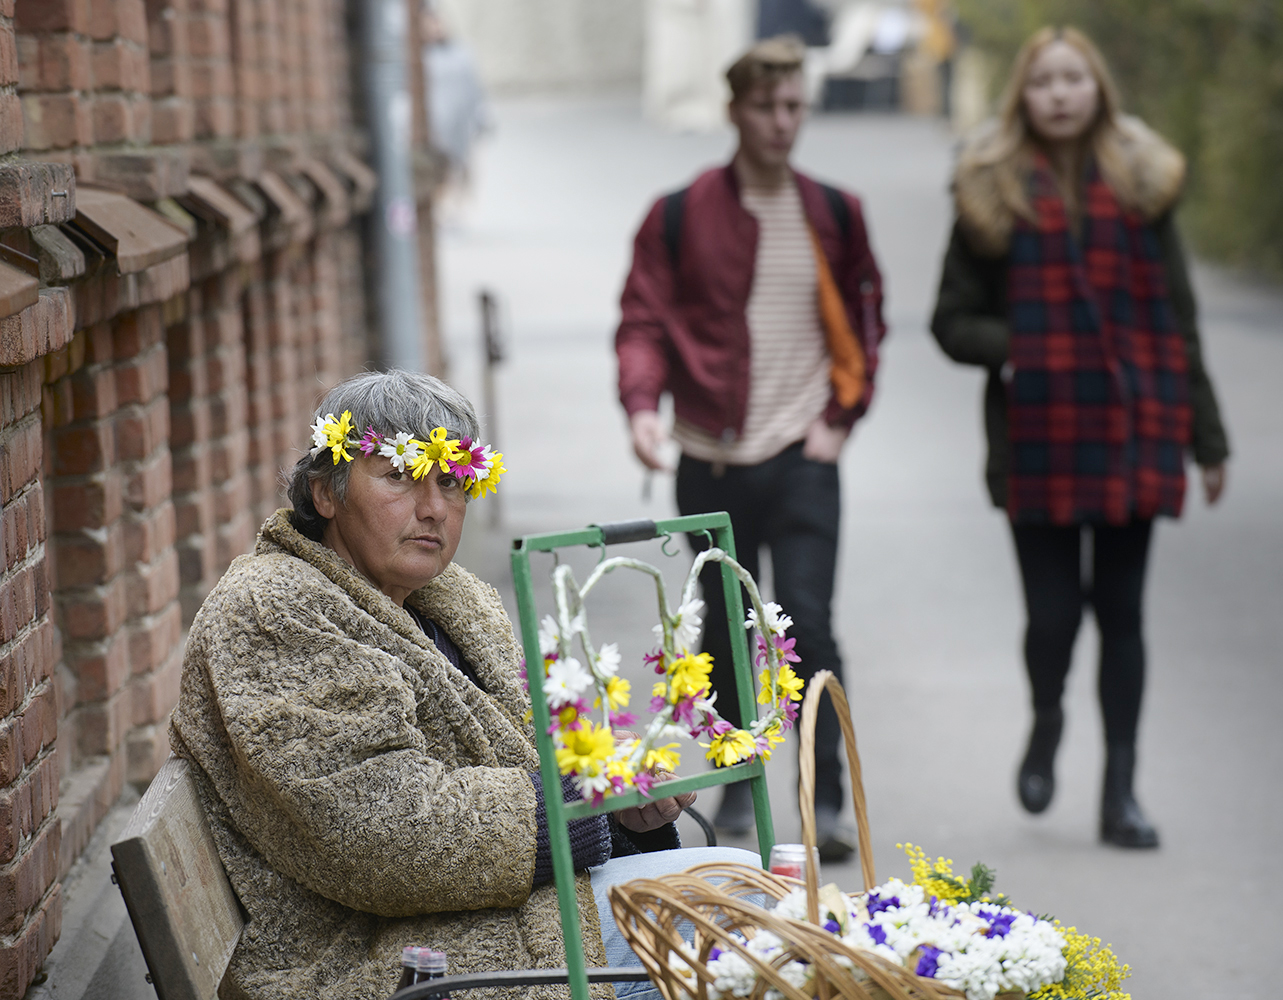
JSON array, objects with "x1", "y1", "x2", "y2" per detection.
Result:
[{"x1": 798, "y1": 670, "x2": 876, "y2": 924}]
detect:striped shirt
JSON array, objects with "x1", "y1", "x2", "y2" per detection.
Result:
[{"x1": 673, "y1": 181, "x2": 831, "y2": 465}]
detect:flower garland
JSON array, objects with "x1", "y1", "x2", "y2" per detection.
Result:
[
  {"x1": 524, "y1": 547, "x2": 803, "y2": 805},
  {"x1": 700, "y1": 844, "x2": 1130, "y2": 1000},
  {"x1": 309, "y1": 410, "x2": 505, "y2": 499}
]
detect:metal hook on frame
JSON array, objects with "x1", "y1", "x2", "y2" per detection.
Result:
[{"x1": 660, "y1": 532, "x2": 681, "y2": 558}]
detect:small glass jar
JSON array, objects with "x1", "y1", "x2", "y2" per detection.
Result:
[
  {"x1": 415, "y1": 949, "x2": 450, "y2": 998},
  {"x1": 768, "y1": 843, "x2": 819, "y2": 881},
  {"x1": 396, "y1": 947, "x2": 421, "y2": 992}
]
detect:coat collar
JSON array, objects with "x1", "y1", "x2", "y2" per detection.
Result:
[{"x1": 257, "y1": 509, "x2": 532, "y2": 725}]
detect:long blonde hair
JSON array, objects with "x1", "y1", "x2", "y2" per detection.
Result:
[{"x1": 964, "y1": 27, "x2": 1144, "y2": 223}]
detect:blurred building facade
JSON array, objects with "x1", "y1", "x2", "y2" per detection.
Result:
[
  {"x1": 0, "y1": 3, "x2": 441, "y2": 996},
  {"x1": 435, "y1": 0, "x2": 644, "y2": 93}
]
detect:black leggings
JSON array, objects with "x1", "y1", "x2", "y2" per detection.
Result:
[{"x1": 1011, "y1": 520, "x2": 1153, "y2": 747}]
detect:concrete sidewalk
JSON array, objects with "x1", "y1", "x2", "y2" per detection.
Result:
[{"x1": 442, "y1": 96, "x2": 1283, "y2": 999}]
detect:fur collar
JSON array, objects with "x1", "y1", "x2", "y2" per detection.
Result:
[{"x1": 953, "y1": 115, "x2": 1186, "y2": 257}]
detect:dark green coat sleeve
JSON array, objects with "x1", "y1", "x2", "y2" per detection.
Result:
[
  {"x1": 931, "y1": 221, "x2": 1011, "y2": 507},
  {"x1": 930, "y1": 221, "x2": 1010, "y2": 369},
  {"x1": 1153, "y1": 212, "x2": 1231, "y2": 466}
]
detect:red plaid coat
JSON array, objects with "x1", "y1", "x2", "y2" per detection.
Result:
[{"x1": 1005, "y1": 160, "x2": 1193, "y2": 524}]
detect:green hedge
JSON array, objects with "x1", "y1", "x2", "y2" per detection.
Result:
[{"x1": 956, "y1": 0, "x2": 1283, "y2": 274}]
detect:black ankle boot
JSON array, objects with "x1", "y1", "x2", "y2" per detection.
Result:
[
  {"x1": 1100, "y1": 744, "x2": 1159, "y2": 848},
  {"x1": 1017, "y1": 707, "x2": 1063, "y2": 814},
  {"x1": 713, "y1": 781, "x2": 754, "y2": 836}
]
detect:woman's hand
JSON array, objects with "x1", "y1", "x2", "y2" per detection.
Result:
[
  {"x1": 613, "y1": 730, "x2": 696, "y2": 833},
  {"x1": 1202, "y1": 463, "x2": 1227, "y2": 505},
  {"x1": 616, "y1": 770, "x2": 697, "y2": 833}
]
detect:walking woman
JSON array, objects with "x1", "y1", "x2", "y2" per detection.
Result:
[{"x1": 931, "y1": 27, "x2": 1229, "y2": 847}]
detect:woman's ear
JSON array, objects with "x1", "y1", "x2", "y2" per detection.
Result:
[{"x1": 311, "y1": 477, "x2": 338, "y2": 519}]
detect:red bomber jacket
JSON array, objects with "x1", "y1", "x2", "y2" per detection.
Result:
[{"x1": 615, "y1": 164, "x2": 887, "y2": 439}]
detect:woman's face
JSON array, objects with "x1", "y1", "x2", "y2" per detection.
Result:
[
  {"x1": 313, "y1": 455, "x2": 467, "y2": 604},
  {"x1": 1022, "y1": 40, "x2": 1100, "y2": 144}
]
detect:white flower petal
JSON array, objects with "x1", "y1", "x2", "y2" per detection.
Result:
[{"x1": 596, "y1": 643, "x2": 621, "y2": 678}]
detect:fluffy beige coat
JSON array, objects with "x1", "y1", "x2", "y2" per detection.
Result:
[
  {"x1": 170, "y1": 509, "x2": 608, "y2": 1000},
  {"x1": 953, "y1": 114, "x2": 1186, "y2": 257}
]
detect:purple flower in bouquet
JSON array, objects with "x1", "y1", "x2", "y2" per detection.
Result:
[
  {"x1": 915, "y1": 945, "x2": 943, "y2": 978},
  {"x1": 865, "y1": 923, "x2": 887, "y2": 946},
  {"x1": 823, "y1": 919, "x2": 841, "y2": 934},
  {"x1": 643, "y1": 649, "x2": 664, "y2": 673},
  {"x1": 926, "y1": 895, "x2": 951, "y2": 919},
  {"x1": 547, "y1": 698, "x2": 591, "y2": 735},
  {"x1": 977, "y1": 908, "x2": 1017, "y2": 939},
  {"x1": 632, "y1": 772, "x2": 656, "y2": 797},
  {"x1": 704, "y1": 719, "x2": 734, "y2": 738},
  {"x1": 609, "y1": 710, "x2": 637, "y2": 728},
  {"x1": 708, "y1": 947, "x2": 722, "y2": 962},
  {"x1": 671, "y1": 696, "x2": 702, "y2": 728},
  {"x1": 866, "y1": 891, "x2": 901, "y2": 916}
]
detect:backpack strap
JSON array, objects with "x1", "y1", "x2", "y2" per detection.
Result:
[
  {"x1": 819, "y1": 183, "x2": 851, "y2": 242},
  {"x1": 662, "y1": 186, "x2": 688, "y2": 269}
]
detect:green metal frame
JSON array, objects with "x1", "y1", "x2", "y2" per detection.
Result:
[{"x1": 511, "y1": 511, "x2": 775, "y2": 1000}]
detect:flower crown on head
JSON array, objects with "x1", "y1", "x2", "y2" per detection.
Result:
[{"x1": 309, "y1": 410, "x2": 505, "y2": 500}]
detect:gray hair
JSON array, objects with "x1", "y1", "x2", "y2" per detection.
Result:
[{"x1": 287, "y1": 370, "x2": 482, "y2": 539}]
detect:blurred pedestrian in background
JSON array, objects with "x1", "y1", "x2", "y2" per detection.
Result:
[
  {"x1": 615, "y1": 36, "x2": 887, "y2": 860},
  {"x1": 422, "y1": 2, "x2": 491, "y2": 220},
  {"x1": 931, "y1": 26, "x2": 1230, "y2": 848}
]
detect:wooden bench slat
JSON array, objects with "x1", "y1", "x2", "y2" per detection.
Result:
[{"x1": 111, "y1": 756, "x2": 244, "y2": 1000}]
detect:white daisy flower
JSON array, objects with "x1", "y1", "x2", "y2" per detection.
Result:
[
  {"x1": 310, "y1": 415, "x2": 331, "y2": 455},
  {"x1": 378, "y1": 431, "x2": 420, "y2": 472},
  {"x1": 538, "y1": 614, "x2": 561, "y2": 657},
  {"x1": 596, "y1": 643, "x2": 621, "y2": 678},
  {"x1": 544, "y1": 656, "x2": 592, "y2": 707},
  {"x1": 745, "y1": 601, "x2": 793, "y2": 636},
  {"x1": 654, "y1": 598, "x2": 705, "y2": 652}
]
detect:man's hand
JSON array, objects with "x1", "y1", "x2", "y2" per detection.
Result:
[
  {"x1": 801, "y1": 418, "x2": 850, "y2": 463},
  {"x1": 630, "y1": 410, "x2": 671, "y2": 471},
  {"x1": 1202, "y1": 463, "x2": 1227, "y2": 505},
  {"x1": 616, "y1": 770, "x2": 697, "y2": 833}
]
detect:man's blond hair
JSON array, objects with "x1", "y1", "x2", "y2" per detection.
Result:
[{"x1": 725, "y1": 34, "x2": 806, "y2": 102}]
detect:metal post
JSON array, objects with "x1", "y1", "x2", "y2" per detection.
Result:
[
  {"x1": 510, "y1": 545, "x2": 592, "y2": 1000},
  {"x1": 361, "y1": 0, "x2": 425, "y2": 372},
  {"x1": 479, "y1": 290, "x2": 504, "y2": 527}
]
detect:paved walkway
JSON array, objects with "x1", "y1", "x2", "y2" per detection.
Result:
[{"x1": 442, "y1": 96, "x2": 1283, "y2": 1000}]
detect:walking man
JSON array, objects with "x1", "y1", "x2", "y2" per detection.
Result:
[{"x1": 614, "y1": 36, "x2": 887, "y2": 860}]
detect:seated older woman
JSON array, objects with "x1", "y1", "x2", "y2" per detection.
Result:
[{"x1": 170, "y1": 370, "x2": 755, "y2": 1000}]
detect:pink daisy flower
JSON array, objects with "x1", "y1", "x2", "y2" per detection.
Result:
[{"x1": 448, "y1": 436, "x2": 490, "y2": 481}]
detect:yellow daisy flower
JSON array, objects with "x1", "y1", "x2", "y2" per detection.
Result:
[
  {"x1": 325, "y1": 410, "x2": 355, "y2": 465},
  {"x1": 642, "y1": 743, "x2": 682, "y2": 773},
  {"x1": 667, "y1": 652, "x2": 713, "y2": 702},
  {"x1": 555, "y1": 722, "x2": 615, "y2": 777},
  {"x1": 702, "y1": 728, "x2": 755, "y2": 767}
]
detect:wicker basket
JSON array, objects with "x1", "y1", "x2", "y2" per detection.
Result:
[{"x1": 608, "y1": 671, "x2": 1023, "y2": 1000}]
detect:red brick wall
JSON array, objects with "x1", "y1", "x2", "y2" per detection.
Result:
[
  {"x1": 0, "y1": 359, "x2": 61, "y2": 999},
  {"x1": 0, "y1": 1, "x2": 442, "y2": 994}
]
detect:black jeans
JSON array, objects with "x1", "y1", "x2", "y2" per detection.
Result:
[
  {"x1": 676, "y1": 443, "x2": 845, "y2": 811},
  {"x1": 1010, "y1": 519, "x2": 1154, "y2": 748}
]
